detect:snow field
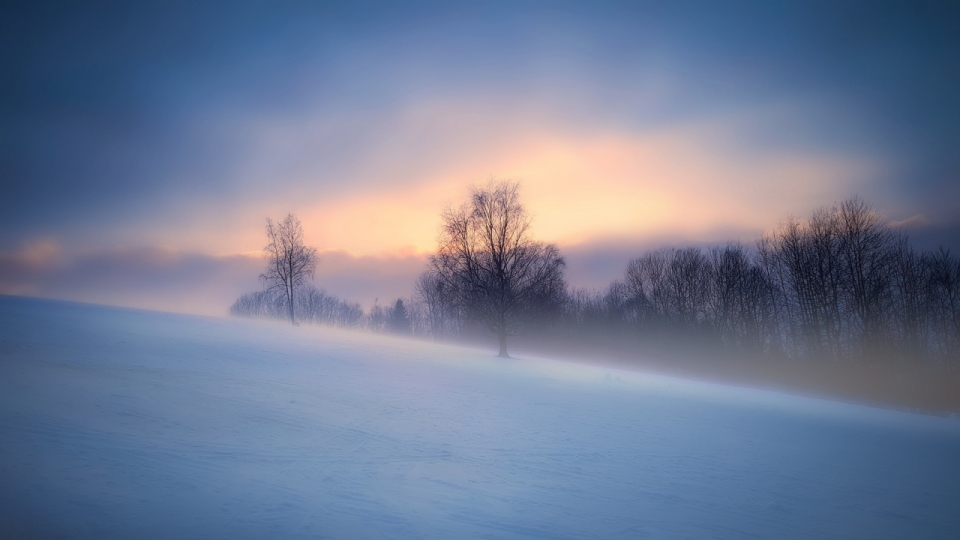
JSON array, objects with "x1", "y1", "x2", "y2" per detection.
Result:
[{"x1": 1, "y1": 295, "x2": 959, "y2": 539}]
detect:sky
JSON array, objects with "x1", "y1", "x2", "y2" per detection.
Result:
[{"x1": 2, "y1": 0, "x2": 959, "y2": 315}]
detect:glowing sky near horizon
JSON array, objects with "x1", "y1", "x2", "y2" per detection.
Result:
[{"x1": 1, "y1": 0, "x2": 959, "y2": 314}]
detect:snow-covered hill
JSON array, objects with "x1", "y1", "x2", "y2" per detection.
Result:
[{"x1": 1, "y1": 295, "x2": 958, "y2": 539}]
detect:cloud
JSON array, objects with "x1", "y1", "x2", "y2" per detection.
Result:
[
  {"x1": 896, "y1": 221, "x2": 960, "y2": 253},
  {"x1": 883, "y1": 214, "x2": 960, "y2": 252},
  {"x1": 7, "y1": 0, "x2": 957, "y2": 319},
  {"x1": 1, "y1": 96, "x2": 888, "y2": 317},
  {"x1": 153, "y1": 98, "x2": 880, "y2": 260},
  {"x1": 4, "y1": 0, "x2": 959, "y2": 260},
  {"x1": 889, "y1": 214, "x2": 932, "y2": 229},
  {"x1": 560, "y1": 224, "x2": 769, "y2": 291},
  {"x1": 0, "y1": 241, "x2": 261, "y2": 316},
  {"x1": 0, "y1": 241, "x2": 428, "y2": 316},
  {"x1": 312, "y1": 250, "x2": 428, "y2": 308}
]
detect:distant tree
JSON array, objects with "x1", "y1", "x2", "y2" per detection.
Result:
[
  {"x1": 836, "y1": 198, "x2": 897, "y2": 357},
  {"x1": 367, "y1": 300, "x2": 388, "y2": 332},
  {"x1": 431, "y1": 180, "x2": 566, "y2": 357},
  {"x1": 415, "y1": 271, "x2": 456, "y2": 339},
  {"x1": 762, "y1": 210, "x2": 845, "y2": 360},
  {"x1": 260, "y1": 213, "x2": 319, "y2": 326},
  {"x1": 296, "y1": 286, "x2": 364, "y2": 328},
  {"x1": 928, "y1": 247, "x2": 960, "y2": 359},
  {"x1": 230, "y1": 286, "x2": 364, "y2": 328},
  {"x1": 890, "y1": 236, "x2": 930, "y2": 359},
  {"x1": 387, "y1": 298, "x2": 412, "y2": 334}
]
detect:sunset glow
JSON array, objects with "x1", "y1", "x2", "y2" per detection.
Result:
[
  {"x1": 1, "y1": 1, "x2": 957, "y2": 315},
  {"x1": 3, "y1": 4, "x2": 960, "y2": 536}
]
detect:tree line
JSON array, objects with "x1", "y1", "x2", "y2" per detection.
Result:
[
  {"x1": 231, "y1": 184, "x2": 960, "y2": 364},
  {"x1": 230, "y1": 214, "x2": 417, "y2": 333},
  {"x1": 413, "y1": 187, "x2": 959, "y2": 364},
  {"x1": 231, "y1": 284, "x2": 423, "y2": 335},
  {"x1": 230, "y1": 285, "x2": 365, "y2": 328}
]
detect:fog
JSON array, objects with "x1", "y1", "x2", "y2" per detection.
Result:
[
  {"x1": 4, "y1": 1, "x2": 960, "y2": 537},
  {"x1": 2, "y1": 295, "x2": 959, "y2": 539}
]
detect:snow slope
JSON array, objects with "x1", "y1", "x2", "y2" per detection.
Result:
[{"x1": 1, "y1": 295, "x2": 959, "y2": 539}]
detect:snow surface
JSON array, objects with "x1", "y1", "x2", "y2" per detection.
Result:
[{"x1": 1, "y1": 295, "x2": 959, "y2": 539}]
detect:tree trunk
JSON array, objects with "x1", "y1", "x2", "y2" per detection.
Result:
[
  {"x1": 288, "y1": 287, "x2": 297, "y2": 326},
  {"x1": 497, "y1": 332, "x2": 510, "y2": 358}
]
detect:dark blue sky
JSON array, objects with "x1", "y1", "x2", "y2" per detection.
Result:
[{"x1": 2, "y1": 0, "x2": 959, "y2": 313}]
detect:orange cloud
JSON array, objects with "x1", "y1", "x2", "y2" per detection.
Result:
[
  {"x1": 141, "y1": 99, "x2": 882, "y2": 260},
  {"x1": 290, "y1": 115, "x2": 877, "y2": 256}
]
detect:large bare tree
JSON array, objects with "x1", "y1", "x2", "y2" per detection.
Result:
[
  {"x1": 430, "y1": 180, "x2": 566, "y2": 357},
  {"x1": 261, "y1": 213, "x2": 319, "y2": 326}
]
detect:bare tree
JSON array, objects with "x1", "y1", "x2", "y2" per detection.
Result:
[
  {"x1": 230, "y1": 285, "x2": 363, "y2": 328},
  {"x1": 710, "y1": 244, "x2": 751, "y2": 346},
  {"x1": 836, "y1": 198, "x2": 896, "y2": 358},
  {"x1": 667, "y1": 247, "x2": 713, "y2": 329},
  {"x1": 431, "y1": 180, "x2": 566, "y2": 357},
  {"x1": 928, "y1": 247, "x2": 960, "y2": 360},
  {"x1": 415, "y1": 271, "x2": 458, "y2": 339},
  {"x1": 762, "y1": 211, "x2": 845, "y2": 360},
  {"x1": 890, "y1": 235, "x2": 931, "y2": 360},
  {"x1": 624, "y1": 249, "x2": 669, "y2": 324},
  {"x1": 261, "y1": 213, "x2": 319, "y2": 326}
]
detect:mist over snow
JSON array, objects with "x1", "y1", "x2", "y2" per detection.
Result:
[
  {"x1": 1, "y1": 295, "x2": 958, "y2": 539},
  {"x1": 0, "y1": 243, "x2": 428, "y2": 315}
]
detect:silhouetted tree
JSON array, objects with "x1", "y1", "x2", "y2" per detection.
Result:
[
  {"x1": 261, "y1": 213, "x2": 318, "y2": 326},
  {"x1": 709, "y1": 243, "x2": 776, "y2": 349},
  {"x1": 367, "y1": 300, "x2": 388, "y2": 332},
  {"x1": 415, "y1": 271, "x2": 458, "y2": 339},
  {"x1": 431, "y1": 180, "x2": 566, "y2": 357},
  {"x1": 890, "y1": 236, "x2": 930, "y2": 360},
  {"x1": 761, "y1": 211, "x2": 844, "y2": 360},
  {"x1": 405, "y1": 193, "x2": 960, "y2": 365},
  {"x1": 388, "y1": 298, "x2": 412, "y2": 334},
  {"x1": 229, "y1": 285, "x2": 363, "y2": 328},
  {"x1": 836, "y1": 198, "x2": 897, "y2": 357},
  {"x1": 928, "y1": 247, "x2": 960, "y2": 360}
]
